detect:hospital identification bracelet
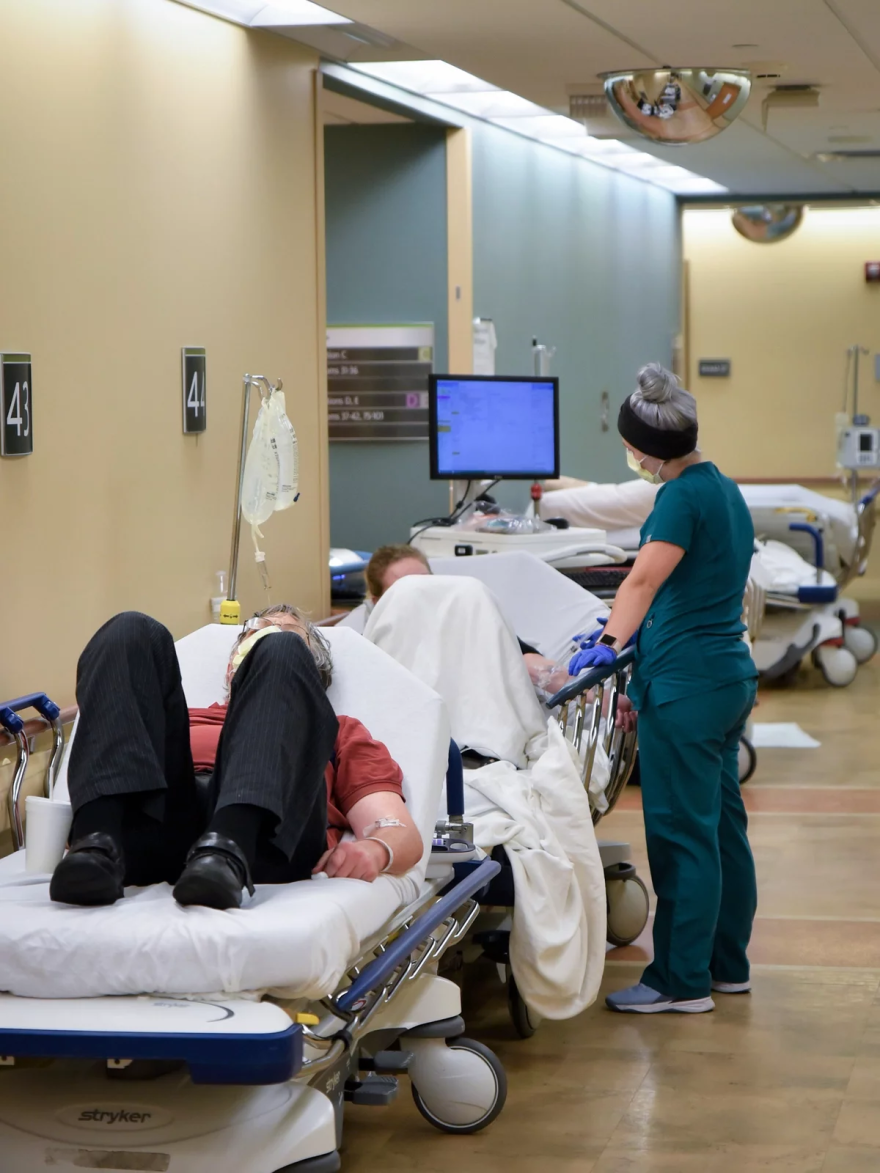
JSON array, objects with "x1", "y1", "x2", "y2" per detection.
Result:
[{"x1": 365, "y1": 836, "x2": 394, "y2": 873}]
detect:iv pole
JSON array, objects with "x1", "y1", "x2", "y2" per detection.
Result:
[{"x1": 220, "y1": 374, "x2": 277, "y2": 625}]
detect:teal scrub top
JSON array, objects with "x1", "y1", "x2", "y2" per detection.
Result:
[{"x1": 630, "y1": 462, "x2": 758, "y2": 707}]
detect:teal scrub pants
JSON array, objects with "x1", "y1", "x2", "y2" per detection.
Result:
[{"x1": 637, "y1": 679, "x2": 758, "y2": 1001}]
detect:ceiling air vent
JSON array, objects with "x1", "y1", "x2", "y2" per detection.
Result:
[{"x1": 815, "y1": 149, "x2": 880, "y2": 161}]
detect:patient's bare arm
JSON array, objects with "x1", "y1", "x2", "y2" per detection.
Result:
[{"x1": 313, "y1": 792, "x2": 423, "y2": 882}]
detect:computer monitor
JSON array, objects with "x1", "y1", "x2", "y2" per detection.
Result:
[{"x1": 429, "y1": 374, "x2": 559, "y2": 480}]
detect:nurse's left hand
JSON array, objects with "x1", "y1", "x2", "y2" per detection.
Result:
[{"x1": 568, "y1": 643, "x2": 617, "y2": 676}]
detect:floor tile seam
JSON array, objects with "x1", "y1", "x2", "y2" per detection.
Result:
[{"x1": 754, "y1": 915, "x2": 880, "y2": 924}]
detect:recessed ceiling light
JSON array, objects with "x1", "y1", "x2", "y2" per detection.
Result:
[{"x1": 178, "y1": 0, "x2": 351, "y2": 26}]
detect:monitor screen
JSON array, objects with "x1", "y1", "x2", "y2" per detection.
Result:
[{"x1": 429, "y1": 375, "x2": 559, "y2": 480}]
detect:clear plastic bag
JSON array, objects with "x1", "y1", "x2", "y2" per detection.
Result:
[
  {"x1": 241, "y1": 399, "x2": 278, "y2": 528},
  {"x1": 268, "y1": 391, "x2": 299, "y2": 511},
  {"x1": 452, "y1": 501, "x2": 551, "y2": 535}
]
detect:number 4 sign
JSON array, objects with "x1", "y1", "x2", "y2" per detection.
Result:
[
  {"x1": 0, "y1": 353, "x2": 33, "y2": 457},
  {"x1": 182, "y1": 347, "x2": 207, "y2": 434}
]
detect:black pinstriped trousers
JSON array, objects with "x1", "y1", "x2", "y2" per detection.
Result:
[{"x1": 67, "y1": 612, "x2": 338, "y2": 885}]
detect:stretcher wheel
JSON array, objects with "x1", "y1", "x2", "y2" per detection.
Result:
[
  {"x1": 738, "y1": 736, "x2": 757, "y2": 785},
  {"x1": 410, "y1": 1037, "x2": 507, "y2": 1134},
  {"x1": 844, "y1": 624, "x2": 878, "y2": 665},
  {"x1": 606, "y1": 872, "x2": 650, "y2": 948},
  {"x1": 508, "y1": 973, "x2": 542, "y2": 1039},
  {"x1": 812, "y1": 644, "x2": 858, "y2": 688}
]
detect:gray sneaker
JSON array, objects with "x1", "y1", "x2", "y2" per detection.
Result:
[
  {"x1": 605, "y1": 982, "x2": 715, "y2": 1014},
  {"x1": 711, "y1": 980, "x2": 751, "y2": 994}
]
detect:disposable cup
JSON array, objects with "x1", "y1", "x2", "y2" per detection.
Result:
[{"x1": 25, "y1": 796, "x2": 73, "y2": 874}]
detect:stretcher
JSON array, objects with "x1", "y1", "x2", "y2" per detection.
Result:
[
  {"x1": 428, "y1": 555, "x2": 648, "y2": 987},
  {"x1": 0, "y1": 626, "x2": 507, "y2": 1171}
]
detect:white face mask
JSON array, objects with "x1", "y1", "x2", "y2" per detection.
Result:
[{"x1": 626, "y1": 448, "x2": 665, "y2": 485}]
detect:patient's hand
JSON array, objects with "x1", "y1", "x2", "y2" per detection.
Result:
[
  {"x1": 314, "y1": 839, "x2": 388, "y2": 883},
  {"x1": 524, "y1": 653, "x2": 570, "y2": 694}
]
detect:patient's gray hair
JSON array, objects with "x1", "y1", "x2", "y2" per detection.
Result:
[
  {"x1": 629, "y1": 363, "x2": 698, "y2": 433},
  {"x1": 232, "y1": 603, "x2": 333, "y2": 690}
]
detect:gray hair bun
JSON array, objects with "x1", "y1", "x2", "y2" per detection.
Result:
[
  {"x1": 630, "y1": 362, "x2": 698, "y2": 433},
  {"x1": 636, "y1": 363, "x2": 679, "y2": 404}
]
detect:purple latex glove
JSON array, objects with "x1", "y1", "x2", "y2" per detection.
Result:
[{"x1": 568, "y1": 642, "x2": 617, "y2": 676}]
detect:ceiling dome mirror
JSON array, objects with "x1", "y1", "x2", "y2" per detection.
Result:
[
  {"x1": 731, "y1": 204, "x2": 804, "y2": 243},
  {"x1": 600, "y1": 68, "x2": 751, "y2": 145}
]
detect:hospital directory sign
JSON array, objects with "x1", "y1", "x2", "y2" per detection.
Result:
[{"x1": 327, "y1": 323, "x2": 433, "y2": 441}]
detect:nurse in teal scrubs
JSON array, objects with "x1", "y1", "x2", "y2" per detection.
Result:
[{"x1": 570, "y1": 363, "x2": 758, "y2": 1014}]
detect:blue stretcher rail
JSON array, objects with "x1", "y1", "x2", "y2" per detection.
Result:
[
  {"x1": 860, "y1": 482, "x2": 880, "y2": 510},
  {"x1": 0, "y1": 692, "x2": 61, "y2": 736},
  {"x1": 788, "y1": 521, "x2": 825, "y2": 572},
  {"x1": 336, "y1": 856, "x2": 501, "y2": 1014},
  {"x1": 0, "y1": 1020, "x2": 302, "y2": 1086},
  {"x1": 445, "y1": 741, "x2": 465, "y2": 820},
  {"x1": 547, "y1": 646, "x2": 636, "y2": 709}
]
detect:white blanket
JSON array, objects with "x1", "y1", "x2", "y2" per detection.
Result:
[
  {"x1": 364, "y1": 574, "x2": 607, "y2": 1019},
  {"x1": 752, "y1": 539, "x2": 837, "y2": 594}
]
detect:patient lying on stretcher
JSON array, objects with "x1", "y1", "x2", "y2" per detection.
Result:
[
  {"x1": 366, "y1": 545, "x2": 635, "y2": 734},
  {"x1": 367, "y1": 545, "x2": 571, "y2": 696},
  {"x1": 49, "y1": 607, "x2": 423, "y2": 911}
]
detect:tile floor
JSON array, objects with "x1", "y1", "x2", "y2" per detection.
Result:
[{"x1": 342, "y1": 657, "x2": 880, "y2": 1171}]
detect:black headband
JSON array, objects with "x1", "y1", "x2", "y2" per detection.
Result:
[{"x1": 618, "y1": 395, "x2": 698, "y2": 460}]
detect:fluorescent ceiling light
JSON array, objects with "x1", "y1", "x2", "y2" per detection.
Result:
[
  {"x1": 348, "y1": 59, "x2": 727, "y2": 196},
  {"x1": 434, "y1": 91, "x2": 545, "y2": 119},
  {"x1": 491, "y1": 114, "x2": 586, "y2": 139},
  {"x1": 353, "y1": 61, "x2": 495, "y2": 95},
  {"x1": 178, "y1": 0, "x2": 350, "y2": 26}
]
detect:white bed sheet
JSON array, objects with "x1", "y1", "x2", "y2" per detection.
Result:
[{"x1": 0, "y1": 626, "x2": 450, "y2": 999}]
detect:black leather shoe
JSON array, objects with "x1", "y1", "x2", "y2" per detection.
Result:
[
  {"x1": 49, "y1": 832, "x2": 125, "y2": 906},
  {"x1": 173, "y1": 832, "x2": 255, "y2": 910}
]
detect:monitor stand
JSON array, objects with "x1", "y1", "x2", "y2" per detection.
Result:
[{"x1": 450, "y1": 478, "x2": 500, "y2": 513}]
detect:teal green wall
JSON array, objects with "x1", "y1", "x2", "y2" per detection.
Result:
[
  {"x1": 325, "y1": 124, "x2": 449, "y2": 552},
  {"x1": 472, "y1": 124, "x2": 680, "y2": 500},
  {"x1": 324, "y1": 118, "x2": 681, "y2": 551}
]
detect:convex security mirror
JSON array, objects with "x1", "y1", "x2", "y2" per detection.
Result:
[
  {"x1": 731, "y1": 204, "x2": 804, "y2": 244},
  {"x1": 600, "y1": 68, "x2": 751, "y2": 145}
]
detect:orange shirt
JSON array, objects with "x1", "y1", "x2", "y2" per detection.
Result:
[{"x1": 188, "y1": 705, "x2": 404, "y2": 850}]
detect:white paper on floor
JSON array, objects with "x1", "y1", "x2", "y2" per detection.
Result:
[{"x1": 749, "y1": 722, "x2": 821, "y2": 749}]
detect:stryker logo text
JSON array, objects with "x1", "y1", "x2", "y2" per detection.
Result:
[{"x1": 78, "y1": 1109, "x2": 153, "y2": 1125}]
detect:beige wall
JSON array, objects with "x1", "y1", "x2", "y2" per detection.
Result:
[
  {"x1": 0, "y1": 0, "x2": 328, "y2": 706},
  {"x1": 683, "y1": 207, "x2": 880, "y2": 480}
]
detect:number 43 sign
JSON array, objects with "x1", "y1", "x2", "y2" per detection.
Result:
[
  {"x1": 0, "y1": 353, "x2": 33, "y2": 457},
  {"x1": 182, "y1": 347, "x2": 207, "y2": 434}
]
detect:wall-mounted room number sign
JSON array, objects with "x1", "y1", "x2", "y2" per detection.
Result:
[
  {"x1": 0, "y1": 353, "x2": 33, "y2": 457},
  {"x1": 182, "y1": 347, "x2": 207, "y2": 434},
  {"x1": 698, "y1": 359, "x2": 731, "y2": 377}
]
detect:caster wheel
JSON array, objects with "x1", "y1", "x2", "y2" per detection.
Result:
[
  {"x1": 508, "y1": 973, "x2": 542, "y2": 1039},
  {"x1": 738, "y1": 736, "x2": 757, "y2": 784},
  {"x1": 813, "y1": 644, "x2": 858, "y2": 688},
  {"x1": 410, "y1": 1037, "x2": 507, "y2": 1134},
  {"x1": 606, "y1": 872, "x2": 650, "y2": 947},
  {"x1": 844, "y1": 625, "x2": 877, "y2": 665}
]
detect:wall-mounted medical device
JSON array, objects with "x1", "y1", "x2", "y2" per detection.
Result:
[{"x1": 838, "y1": 425, "x2": 880, "y2": 470}]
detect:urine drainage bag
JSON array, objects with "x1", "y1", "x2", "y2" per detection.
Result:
[{"x1": 241, "y1": 388, "x2": 299, "y2": 591}]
